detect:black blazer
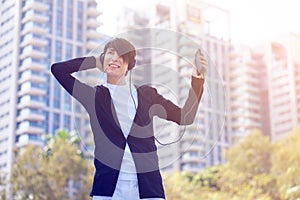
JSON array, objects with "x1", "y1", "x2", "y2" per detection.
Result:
[{"x1": 51, "y1": 56, "x2": 204, "y2": 198}]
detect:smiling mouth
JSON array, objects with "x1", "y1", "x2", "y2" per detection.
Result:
[{"x1": 108, "y1": 63, "x2": 120, "y2": 68}]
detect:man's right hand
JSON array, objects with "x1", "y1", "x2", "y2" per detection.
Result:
[
  {"x1": 94, "y1": 55, "x2": 104, "y2": 72},
  {"x1": 194, "y1": 49, "x2": 208, "y2": 77}
]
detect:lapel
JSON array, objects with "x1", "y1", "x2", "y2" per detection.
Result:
[
  {"x1": 98, "y1": 85, "x2": 143, "y2": 140},
  {"x1": 95, "y1": 85, "x2": 125, "y2": 141}
]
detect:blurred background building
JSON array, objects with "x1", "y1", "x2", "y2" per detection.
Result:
[
  {"x1": 253, "y1": 33, "x2": 300, "y2": 141},
  {"x1": 229, "y1": 45, "x2": 262, "y2": 140},
  {"x1": 108, "y1": 0, "x2": 232, "y2": 172},
  {"x1": 1, "y1": 0, "x2": 300, "y2": 197},
  {"x1": 0, "y1": 0, "x2": 103, "y2": 196}
]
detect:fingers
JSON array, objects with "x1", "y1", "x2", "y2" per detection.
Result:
[
  {"x1": 94, "y1": 55, "x2": 104, "y2": 72},
  {"x1": 194, "y1": 49, "x2": 208, "y2": 76},
  {"x1": 198, "y1": 50, "x2": 208, "y2": 67}
]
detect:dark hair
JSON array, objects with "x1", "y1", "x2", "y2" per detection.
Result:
[{"x1": 103, "y1": 38, "x2": 136, "y2": 70}]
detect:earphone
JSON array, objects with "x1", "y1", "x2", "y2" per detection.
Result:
[{"x1": 100, "y1": 52, "x2": 136, "y2": 71}]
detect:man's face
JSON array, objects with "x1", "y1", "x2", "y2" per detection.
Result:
[{"x1": 103, "y1": 48, "x2": 129, "y2": 78}]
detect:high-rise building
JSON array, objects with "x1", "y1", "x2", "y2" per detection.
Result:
[
  {"x1": 252, "y1": 46, "x2": 270, "y2": 137},
  {"x1": 175, "y1": 0, "x2": 231, "y2": 171},
  {"x1": 258, "y1": 33, "x2": 300, "y2": 141},
  {"x1": 114, "y1": 0, "x2": 232, "y2": 172},
  {"x1": 0, "y1": 0, "x2": 102, "y2": 195},
  {"x1": 229, "y1": 45, "x2": 262, "y2": 140}
]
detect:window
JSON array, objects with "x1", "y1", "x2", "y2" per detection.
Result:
[
  {"x1": 53, "y1": 113, "x2": 60, "y2": 133},
  {"x1": 65, "y1": 43, "x2": 72, "y2": 60},
  {"x1": 64, "y1": 115, "x2": 71, "y2": 131},
  {"x1": 75, "y1": 117, "x2": 81, "y2": 131},
  {"x1": 53, "y1": 81, "x2": 61, "y2": 108},
  {"x1": 55, "y1": 41, "x2": 62, "y2": 62},
  {"x1": 66, "y1": 1, "x2": 73, "y2": 39},
  {"x1": 64, "y1": 91, "x2": 71, "y2": 111},
  {"x1": 76, "y1": 1, "x2": 83, "y2": 41},
  {"x1": 44, "y1": 111, "x2": 49, "y2": 134},
  {"x1": 56, "y1": 4, "x2": 63, "y2": 37},
  {"x1": 76, "y1": 46, "x2": 82, "y2": 56}
]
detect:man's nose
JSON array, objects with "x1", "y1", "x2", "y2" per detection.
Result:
[{"x1": 112, "y1": 52, "x2": 120, "y2": 61}]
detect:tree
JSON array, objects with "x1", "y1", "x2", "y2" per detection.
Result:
[
  {"x1": 226, "y1": 129, "x2": 272, "y2": 175},
  {"x1": 271, "y1": 126, "x2": 300, "y2": 200},
  {"x1": 11, "y1": 130, "x2": 93, "y2": 200},
  {"x1": 11, "y1": 145, "x2": 52, "y2": 199},
  {"x1": 0, "y1": 171, "x2": 8, "y2": 200},
  {"x1": 163, "y1": 127, "x2": 300, "y2": 200},
  {"x1": 191, "y1": 165, "x2": 221, "y2": 189},
  {"x1": 218, "y1": 129, "x2": 278, "y2": 200},
  {"x1": 163, "y1": 167, "x2": 235, "y2": 200},
  {"x1": 163, "y1": 171, "x2": 191, "y2": 200}
]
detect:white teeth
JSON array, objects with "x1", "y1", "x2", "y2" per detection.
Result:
[{"x1": 108, "y1": 64, "x2": 120, "y2": 68}]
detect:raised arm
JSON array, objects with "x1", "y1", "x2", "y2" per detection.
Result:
[
  {"x1": 152, "y1": 49, "x2": 207, "y2": 125},
  {"x1": 180, "y1": 48, "x2": 207, "y2": 124},
  {"x1": 150, "y1": 76, "x2": 204, "y2": 125},
  {"x1": 51, "y1": 56, "x2": 101, "y2": 111}
]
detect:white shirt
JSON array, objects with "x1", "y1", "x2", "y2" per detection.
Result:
[{"x1": 103, "y1": 82, "x2": 138, "y2": 180}]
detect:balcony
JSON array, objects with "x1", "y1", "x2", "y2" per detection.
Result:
[
  {"x1": 87, "y1": 18, "x2": 101, "y2": 28},
  {"x1": 17, "y1": 99, "x2": 45, "y2": 109},
  {"x1": 22, "y1": 12, "x2": 48, "y2": 24},
  {"x1": 18, "y1": 86, "x2": 46, "y2": 96},
  {"x1": 181, "y1": 156, "x2": 201, "y2": 164},
  {"x1": 182, "y1": 142, "x2": 203, "y2": 152},
  {"x1": 19, "y1": 60, "x2": 45, "y2": 72},
  {"x1": 20, "y1": 49, "x2": 47, "y2": 60},
  {"x1": 178, "y1": 36, "x2": 197, "y2": 48},
  {"x1": 86, "y1": 40, "x2": 99, "y2": 50},
  {"x1": 22, "y1": 1, "x2": 48, "y2": 12},
  {"x1": 230, "y1": 101, "x2": 246, "y2": 109},
  {"x1": 87, "y1": 7, "x2": 101, "y2": 17},
  {"x1": 16, "y1": 134, "x2": 43, "y2": 148},
  {"x1": 230, "y1": 89, "x2": 250, "y2": 99},
  {"x1": 229, "y1": 66, "x2": 247, "y2": 78},
  {"x1": 86, "y1": 29, "x2": 102, "y2": 39},
  {"x1": 228, "y1": 61, "x2": 240, "y2": 69},
  {"x1": 16, "y1": 123, "x2": 44, "y2": 135},
  {"x1": 20, "y1": 36, "x2": 47, "y2": 47},
  {"x1": 17, "y1": 112, "x2": 45, "y2": 122},
  {"x1": 21, "y1": 23, "x2": 47, "y2": 35},
  {"x1": 19, "y1": 73, "x2": 46, "y2": 84}
]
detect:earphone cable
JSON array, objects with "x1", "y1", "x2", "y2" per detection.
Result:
[{"x1": 129, "y1": 70, "x2": 186, "y2": 146}]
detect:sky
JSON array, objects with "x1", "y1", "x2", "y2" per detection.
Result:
[
  {"x1": 100, "y1": 0, "x2": 300, "y2": 45},
  {"x1": 209, "y1": 0, "x2": 300, "y2": 45}
]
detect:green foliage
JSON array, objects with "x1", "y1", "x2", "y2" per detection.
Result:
[
  {"x1": 164, "y1": 127, "x2": 300, "y2": 200},
  {"x1": 219, "y1": 129, "x2": 278, "y2": 199},
  {"x1": 9, "y1": 126, "x2": 300, "y2": 200},
  {"x1": 0, "y1": 171, "x2": 8, "y2": 200},
  {"x1": 271, "y1": 126, "x2": 300, "y2": 200},
  {"x1": 226, "y1": 129, "x2": 272, "y2": 175},
  {"x1": 10, "y1": 130, "x2": 93, "y2": 200},
  {"x1": 191, "y1": 165, "x2": 221, "y2": 189}
]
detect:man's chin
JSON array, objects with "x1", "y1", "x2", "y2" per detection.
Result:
[{"x1": 106, "y1": 71, "x2": 125, "y2": 77}]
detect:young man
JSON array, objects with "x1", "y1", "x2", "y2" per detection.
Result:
[{"x1": 51, "y1": 38, "x2": 207, "y2": 200}]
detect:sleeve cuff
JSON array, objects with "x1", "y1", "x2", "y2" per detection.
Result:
[{"x1": 192, "y1": 73, "x2": 205, "y2": 80}]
